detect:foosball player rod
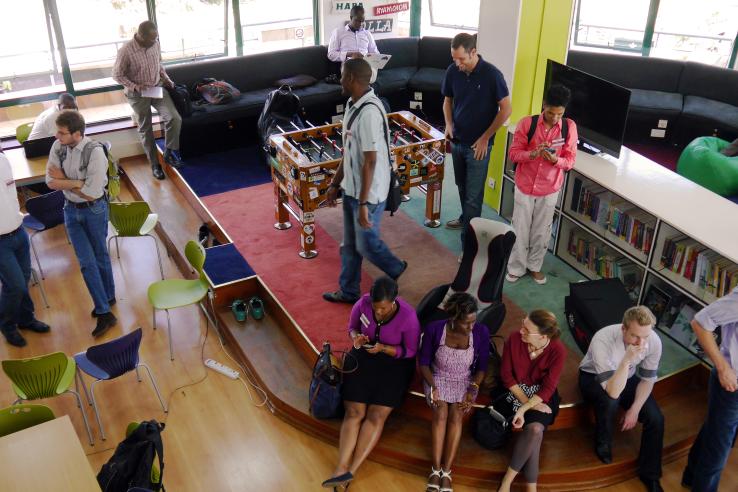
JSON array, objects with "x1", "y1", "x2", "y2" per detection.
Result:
[{"x1": 286, "y1": 136, "x2": 315, "y2": 162}]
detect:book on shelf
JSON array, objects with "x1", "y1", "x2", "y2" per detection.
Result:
[
  {"x1": 660, "y1": 236, "x2": 738, "y2": 298},
  {"x1": 566, "y1": 229, "x2": 642, "y2": 294}
]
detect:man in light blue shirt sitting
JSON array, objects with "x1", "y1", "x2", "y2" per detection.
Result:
[{"x1": 682, "y1": 287, "x2": 738, "y2": 491}]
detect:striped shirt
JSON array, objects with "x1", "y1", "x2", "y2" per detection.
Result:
[
  {"x1": 112, "y1": 38, "x2": 172, "y2": 94},
  {"x1": 579, "y1": 324, "x2": 662, "y2": 383},
  {"x1": 694, "y1": 287, "x2": 738, "y2": 371},
  {"x1": 327, "y1": 25, "x2": 378, "y2": 62}
]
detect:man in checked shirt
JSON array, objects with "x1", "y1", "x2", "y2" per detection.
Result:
[{"x1": 113, "y1": 21, "x2": 183, "y2": 180}]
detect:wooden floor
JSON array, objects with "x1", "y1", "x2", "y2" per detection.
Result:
[{"x1": 2, "y1": 162, "x2": 737, "y2": 491}]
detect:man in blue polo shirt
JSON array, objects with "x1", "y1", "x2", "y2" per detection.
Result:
[{"x1": 442, "y1": 33, "x2": 511, "y2": 252}]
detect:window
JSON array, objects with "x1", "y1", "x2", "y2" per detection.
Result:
[
  {"x1": 651, "y1": 0, "x2": 738, "y2": 66},
  {"x1": 421, "y1": 0, "x2": 479, "y2": 36},
  {"x1": 55, "y1": 0, "x2": 148, "y2": 89},
  {"x1": 239, "y1": 0, "x2": 314, "y2": 55},
  {"x1": 572, "y1": 0, "x2": 651, "y2": 52},
  {"x1": 155, "y1": 0, "x2": 230, "y2": 62}
]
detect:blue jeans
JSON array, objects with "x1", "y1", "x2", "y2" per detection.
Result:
[
  {"x1": 0, "y1": 228, "x2": 35, "y2": 334},
  {"x1": 339, "y1": 195, "x2": 403, "y2": 299},
  {"x1": 451, "y1": 142, "x2": 492, "y2": 246},
  {"x1": 683, "y1": 367, "x2": 738, "y2": 491},
  {"x1": 64, "y1": 200, "x2": 115, "y2": 314}
]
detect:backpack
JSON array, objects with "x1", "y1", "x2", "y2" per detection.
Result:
[
  {"x1": 345, "y1": 101, "x2": 402, "y2": 215},
  {"x1": 194, "y1": 78, "x2": 241, "y2": 105},
  {"x1": 166, "y1": 84, "x2": 193, "y2": 117},
  {"x1": 55, "y1": 140, "x2": 121, "y2": 201},
  {"x1": 97, "y1": 420, "x2": 165, "y2": 492},
  {"x1": 258, "y1": 85, "x2": 306, "y2": 148},
  {"x1": 526, "y1": 114, "x2": 569, "y2": 146}
]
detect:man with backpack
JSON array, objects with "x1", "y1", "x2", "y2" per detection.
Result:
[
  {"x1": 45, "y1": 110, "x2": 117, "y2": 338},
  {"x1": 113, "y1": 20, "x2": 183, "y2": 180},
  {"x1": 322, "y1": 58, "x2": 406, "y2": 304},
  {"x1": 506, "y1": 84, "x2": 578, "y2": 285}
]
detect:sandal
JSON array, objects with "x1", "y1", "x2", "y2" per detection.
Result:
[
  {"x1": 231, "y1": 299, "x2": 247, "y2": 322},
  {"x1": 426, "y1": 467, "x2": 442, "y2": 491},
  {"x1": 321, "y1": 471, "x2": 353, "y2": 489},
  {"x1": 248, "y1": 296, "x2": 265, "y2": 320},
  {"x1": 440, "y1": 469, "x2": 453, "y2": 492}
]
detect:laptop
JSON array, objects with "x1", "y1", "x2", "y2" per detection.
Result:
[{"x1": 23, "y1": 136, "x2": 56, "y2": 158}]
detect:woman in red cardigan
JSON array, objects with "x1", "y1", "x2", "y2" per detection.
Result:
[{"x1": 498, "y1": 310, "x2": 566, "y2": 492}]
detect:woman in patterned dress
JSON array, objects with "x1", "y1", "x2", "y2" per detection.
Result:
[
  {"x1": 497, "y1": 310, "x2": 566, "y2": 492},
  {"x1": 418, "y1": 293, "x2": 490, "y2": 492}
]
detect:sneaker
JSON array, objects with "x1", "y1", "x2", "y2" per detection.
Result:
[
  {"x1": 92, "y1": 312, "x2": 117, "y2": 338},
  {"x1": 505, "y1": 272, "x2": 521, "y2": 283},
  {"x1": 231, "y1": 299, "x2": 247, "y2": 322},
  {"x1": 249, "y1": 296, "x2": 265, "y2": 320},
  {"x1": 164, "y1": 149, "x2": 185, "y2": 168},
  {"x1": 322, "y1": 291, "x2": 359, "y2": 304},
  {"x1": 152, "y1": 164, "x2": 165, "y2": 180},
  {"x1": 18, "y1": 319, "x2": 50, "y2": 333},
  {"x1": 391, "y1": 260, "x2": 408, "y2": 281},
  {"x1": 2, "y1": 329, "x2": 27, "y2": 347},
  {"x1": 530, "y1": 272, "x2": 547, "y2": 285},
  {"x1": 445, "y1": 219, "x2": 463, "y2": 229}
]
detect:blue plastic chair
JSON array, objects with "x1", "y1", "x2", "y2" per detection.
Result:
[
  {"x1": 74, "y1": 328, "x2": 167, "y2": 441},
  {"x1": 22, "y1": 190, "x2": 65, "y2": 280}
]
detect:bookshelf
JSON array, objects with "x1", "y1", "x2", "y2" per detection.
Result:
[{"x1": 500, "y1": 127, "x2": 738, "y2": 362}]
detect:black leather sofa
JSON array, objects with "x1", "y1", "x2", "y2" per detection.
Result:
[
  {"x1": 567, "y1": 51, "x2": 738, "y2": 145},
  {"x1": 166, "y1": 37, "x2": 452, "y2": 153}
]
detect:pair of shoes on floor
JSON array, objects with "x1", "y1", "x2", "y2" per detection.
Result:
[
  {"x1": 321, "y1": 471, "x2": 353, "y2": 489},
  {"x1": 92, "y1": 312, "x2": 117, "y2": 338},
  {"x1": 2, "y1": 328, "x2": 27, "y2": 347},
  {"x1": 595, "y1": 443, "x2": 612, "y2": 464},
  {"x1": 231, "y1": 297, "x2": 265, "y2": 322},
  {"x1": 19, "y1": 319, "x2": 50, "y2": 333},
  {"x1": 323, "y1": 291, "x2": 359, "y2": 304},
  {"x1": 505, "y1": 272, "x2": 548, "y2": 284},
  {"x1": 445, "y1": 218, "x2": 462, "y2": 230},
  {"x1": 164, "y1": 149, "x2": 185, "y2": 168},
  {"x1": 91, "y1": 298, "x2": 117, "y2": 318}
]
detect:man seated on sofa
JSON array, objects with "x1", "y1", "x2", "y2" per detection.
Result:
[
  {"x1": 327, "y1": 5, "x2": 378, "y2": 63},
  {"x1": 28, "y1": 93, "x2": 77, "y2": 140}
]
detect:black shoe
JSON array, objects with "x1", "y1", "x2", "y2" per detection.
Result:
[
  {"x1": 681, "y1": 469, "x2": 693, "y2": 489},
  {"x1": 392, "y1": 260, "x2": 408, "y2": 281},
  {"x1": 595, "y1": 443, "x2": 612, "y2": 464},
  {"x1": 92, "y1": 313, "x2": 117, "y2": 338},
  {"x1": 164, "y1": 149, "x2": 185, "y2": 168},
  {"x1": 152, "y1": 165, "x2": 165, "y2": 180},
  {"x1": 2, "y1": 329, "x2": 27, "y2": 347},
  {"x1": 91, "y1": 299, "x2": 116, "y2": 318},
  {"x1": 18, "y1": 319, "x2": 50, "y2": 333},
  {"x1": 639, "y1": 476, "x2": 664, "y2": 492},
  {"x1": 322, "y1": 291, "x2": 359, "y2": 304}
]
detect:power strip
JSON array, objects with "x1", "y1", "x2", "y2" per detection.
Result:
[{"x1": 204, "y1": 358, "x2": 239, "y2": 380}]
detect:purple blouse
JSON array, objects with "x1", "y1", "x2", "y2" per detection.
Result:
[{"x1": 347, "y1": 294, "x2": 421, "y2": 359}]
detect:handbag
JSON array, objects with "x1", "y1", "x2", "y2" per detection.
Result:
[
  {"x1": 308, "y1": 342, "x2": 357, "y2": 419},
  {"x1": 479, "y1": 335, "x2": 504, "y2": 394},
  {"x1": 471, "y1": 393, "x2": 512, "y2": 450}
]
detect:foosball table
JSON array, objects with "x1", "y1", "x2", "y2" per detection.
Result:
[{"x1": 267, "y1": 110, "x2": 446, "y2": 258}]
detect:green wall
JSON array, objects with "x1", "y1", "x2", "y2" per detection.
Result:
[{"x1": 485, "y1": 0, "x2": 574, "y2": 211}]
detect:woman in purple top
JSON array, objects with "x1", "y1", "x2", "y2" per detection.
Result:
[
  {"x1": 418, "y1": 293, "x2": 490, "y2": 492},
  {"x1": 322, "y1": 277, "x2": 420, "y2": 490}
]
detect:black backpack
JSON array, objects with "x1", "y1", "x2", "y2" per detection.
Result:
[
  {"x1": 166, "y1": 84, "x2": 193, "y2": 117},
  {"x1": 97, "y1": 420, "x2": 165, "y2": 492},
  {"x1": 258, "y1": 85, "x2": 306, "y2": 146}
]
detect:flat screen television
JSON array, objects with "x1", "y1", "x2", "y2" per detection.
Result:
[{"x1": 544, "y1": 59, "x2": 631, "y2": 158}]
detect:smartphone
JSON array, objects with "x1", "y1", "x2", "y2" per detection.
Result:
[
  {"x1": 362, "y1": 343, "x2": 375, "y2": 349},
  {"x1": 544, "y1": 147, "x2": 555, "y2": 154}
]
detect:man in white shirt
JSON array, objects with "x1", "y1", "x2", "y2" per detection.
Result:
[
  {"x1": 327, "y1": 5, "x2": 379, "y2": 63},
  {"x1": 579, "y1": 306, "x2": 664, "y2": 492},
  {"x1": 27, "y1": 93, "x2": 77, "y2": 141},
  {"x1": 0, "y1": 143, "x2": 51, "y2": 347}
]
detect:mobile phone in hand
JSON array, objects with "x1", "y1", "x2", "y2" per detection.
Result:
[{"x1": 362, "y1": 343, "x2": 375, "y2": 349}]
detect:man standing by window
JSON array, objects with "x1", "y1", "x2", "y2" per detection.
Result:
[
  {"x1": 28, "y1": 93, "x2": 78, "y2": 141},
  {"x1": 113, "y1": 20, "x2": 183, "y2": 181},
  {"x1": 0, "y1": 143, "x2": 50, "y2": 347},
  {"x1": 327, "y1": 5, "x2": 379, "y2": 63},
  {"x1": 46, "y1": 111, "x2": 117, "y2": 338},
  {"x1": 442, "y1": 33, "x2": 511, "y2": 256},
  {"x1": 506, "y1": 84, "x2": 577, "y2": 285},
  {"x1": 322, "y1": 58, "x2": 406, "y2": 304}
]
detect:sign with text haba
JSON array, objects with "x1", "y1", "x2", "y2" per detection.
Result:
[
  {"x1": 373, "y1": 2, "x2": 409, "y2": 16},
  {"x1": 334, "y1": 1, "x2": 364, "y2": 12}
]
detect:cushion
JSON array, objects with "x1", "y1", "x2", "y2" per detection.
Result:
[
  {"x1": 677, "y1": 136, "x2": 738, "y2": 196},
  {"x1": 273, "y1": 74, "x2": 318, "y2": 88},
  {"x1": 418, "y1": 36, "x2": 453, "y2": 70},
  {"x1": 409, "y1": 67, "x2": 446, "y2": 92},
  {"x1": 567, "y1": 51, "x2": 684, "y2": 92},
  {"x1": 374, "y1": 67, "x2": 417, "y2": 96},
  {"x1": 376, "y1": 37, "x2": 419, "y2": 69},
  {"x1": 628, "y1": 89, "x2": 683, "y2": 115},
  {"x1": 678, "y1": 61, "x2": 738, "y2": 107},
  {"x1": 682, "y1": 96, "x2": 738, "y2": 133}
]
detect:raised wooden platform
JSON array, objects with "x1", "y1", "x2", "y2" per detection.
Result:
[{"x1": 121, "y1": 156, "x2": 711, "y2": 490}]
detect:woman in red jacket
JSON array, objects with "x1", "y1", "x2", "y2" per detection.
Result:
[{"x1": 498, "y1": 310, "x2": 566, "y2": 492}]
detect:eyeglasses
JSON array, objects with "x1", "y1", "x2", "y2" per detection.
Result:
[{"x1": 520, "y1": 319, "x2": 543, "y2": 337}]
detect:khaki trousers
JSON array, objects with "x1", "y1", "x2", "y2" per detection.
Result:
[
  {"x1": 507, "y1": 187, "x2": 559, "y2": 277},
  {"x1": 126, "y1": 89, "x2": 182, "y2": 168}
]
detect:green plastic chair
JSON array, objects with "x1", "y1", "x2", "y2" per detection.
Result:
[
  {"x1": 147, "y1": 241, "x2": 210, "y2": 360},
  {"x1": 16, "y1": 122, "x2": 33, "y2": 144},
  {"x1": 108, "y1": 201, "x2": 165, "y2": 280},
  {"x1": 0, "y1": 404, "x2": 55, "y2": 438},
  {"x1": 1, "y1": 352, "x2": 94, "y2": 445}
]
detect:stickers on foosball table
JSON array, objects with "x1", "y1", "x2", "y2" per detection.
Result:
[
  {"x1": 410, "y1": 163, "x2": 419, "y2": 177},
  {"x1": 287, "y1": 182, "x2": 293, "y2": 195},
  {"x1": 399, "y1": 174, "x2": 408, "y2": 186},
  {"x1": 303, "y1": 212, "x2": 315, "y2": 223},
  {"x1": 308, "y1": 174, "x2": 323, "y2": 182},
  {"x1": 300, "y1": 171, "x2": 306, "y2": 180},
  {"x1": 309, "y1": 166, "x2": 321, "y2": 174},
  {"x1": 309, "y1": 187, "x2": 319, "y2": 200},
  {"x1": 433, "y1": 187, "x2": 441, "y2": 214},
  {"x1": 410, "y1": 177, "x2": 421, "y2": 184},
  {"x1": 303, "y1": 224, "x2": 315, "y2": 235},
  {"x1": 397, "y1": 162, "x2": 407, "y2": 173},
  {"x1": 305, "y1": 235, "x2": 315, "y2": 245}
]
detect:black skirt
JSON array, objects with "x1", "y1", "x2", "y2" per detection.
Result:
[
  {"x1": 495, "y1": 390, "x2": 561, "y2": 429},
  {"x1": 341, "y1": 347, "x2": 415, "y2": 408}
]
